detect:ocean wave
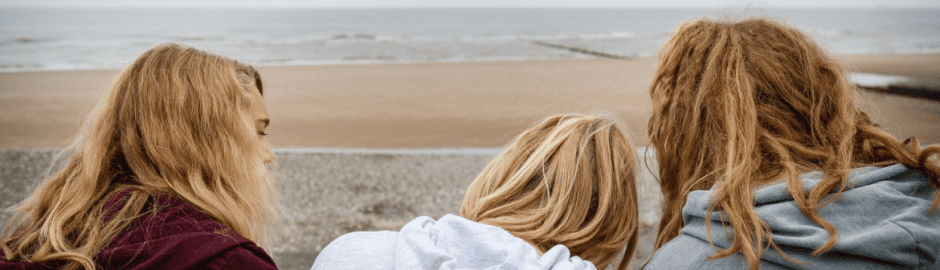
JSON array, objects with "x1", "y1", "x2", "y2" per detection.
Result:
[
  {"x1": 0, "y1": 37, "x2": 54, "y2": 46},
  {"x1": 2, "y1": 8, "x2": 939, "y2": 72},
  {"x1": 850, "y1": 73, "x2": 911, "y2": 88}
]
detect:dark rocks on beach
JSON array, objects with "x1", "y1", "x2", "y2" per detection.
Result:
[{"x1": 858, "y1": 85, "x2": 940, "y2": 102}]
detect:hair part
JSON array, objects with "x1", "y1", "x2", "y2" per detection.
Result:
[
  {"x1": 1, "y1": 43, "x2": 279, "y2": 269},
  {"x1": 648, "y1": 18, "x2": 940, "y2": 269},
  {"x1": 460, "y1": 114, "x2": 640, "y2": 270}
]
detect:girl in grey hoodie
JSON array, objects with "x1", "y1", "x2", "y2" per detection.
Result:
[
  {"x1": 312, "y1": 113, "x2": 641, "y2": 270},
  {"x1": 644, "y1": 18, "x2": 940, "y2": 269}
]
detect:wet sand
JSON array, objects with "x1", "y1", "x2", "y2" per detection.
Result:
[{"x1": 3, "y1": 54, "x2": 938, "y2": 149}]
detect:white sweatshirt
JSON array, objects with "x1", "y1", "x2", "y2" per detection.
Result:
[{"x1": 311, "y1": 214, "x2": 597, "y2": 270}]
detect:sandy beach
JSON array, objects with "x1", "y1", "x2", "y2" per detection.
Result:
[
  {"x1": 3, "y1": 54, "x2": 939, "y2": 149},
  {"x1": 1, "y1": 55, "x2": 938, "y2": 269},
  {"x1": 3, "y1": 5, "x2": 939, "y2": 270}
]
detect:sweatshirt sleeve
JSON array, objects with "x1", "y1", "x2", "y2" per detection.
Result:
[{"x1": 311, "y1": 231, "x2": 397, "y2": 270}]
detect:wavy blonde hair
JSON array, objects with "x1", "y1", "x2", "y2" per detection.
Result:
[
  {"x1": 460, "y1": 114, "x2": 639, "y2": 270},
  {"x1": 1, "y1": 43, "x2": 279, "y2": 269},
  {"x1": 648, "y1": 18, "x2": 940, "y2": 269}
]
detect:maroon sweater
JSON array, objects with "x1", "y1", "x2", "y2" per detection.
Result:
[{"x1": 1, "y1": 190, "x2": 278, "y2": 269}]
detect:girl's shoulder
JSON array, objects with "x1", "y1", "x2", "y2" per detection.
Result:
[{"x1": 98, "y1": 190, "x2": 278, "y2": 270}]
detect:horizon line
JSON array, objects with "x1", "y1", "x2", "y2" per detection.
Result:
[{"x1": 2, "y1": 5, "x2": 938, "y2": 10}]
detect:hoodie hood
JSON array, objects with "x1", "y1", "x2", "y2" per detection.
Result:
[
  {"x1": 675, "y1": 163, "x2": 940, "y2": 269},
  {"x1": 393, "y1": 214, "x2": 596, "y2": 270}
]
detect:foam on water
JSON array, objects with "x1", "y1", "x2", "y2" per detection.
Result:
[
  {"x1": 849, "y1": 73, "x2": 911, "y2": 88},
  {"x1": 2, "y1": 8, "x2": 939, "y2": 72}
]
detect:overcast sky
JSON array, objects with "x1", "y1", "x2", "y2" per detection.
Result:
[{"x1": 3, "y1": 0, "x2": 939, "y2": 9}]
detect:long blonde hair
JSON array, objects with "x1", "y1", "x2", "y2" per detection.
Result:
[
  {"x1": 1, "y1": 43, "x2": 279, "y2": 269},
  {"x1": 461, "y1": 114, "x2": 639, "y2": 270},
  {"x1": 648, "y1": 18, "x2": 940, "y2": 269}
]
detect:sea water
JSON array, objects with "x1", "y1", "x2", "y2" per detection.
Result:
[{"x1": 1, "y1": 8, "x2": 938, "y2": 72}]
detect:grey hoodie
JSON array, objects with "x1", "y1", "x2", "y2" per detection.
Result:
[
  {"x1": 644, "y1": 163, "x2": 940, "y2": 269},
  {"x1": 311, "y1": 214, "x2": 597, "y2": 270}
]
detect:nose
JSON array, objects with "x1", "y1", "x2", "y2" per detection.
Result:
[
  {"x1": 263, "y1": 151, "x2": 276, "y2": 164},
  {"x1": 262, "y1": 142, "x2": 276, "y2": 165}
]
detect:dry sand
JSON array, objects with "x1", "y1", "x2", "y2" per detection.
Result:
[
  {"x1": 837, "y1": 54, "x2": 940, "y2": 82},
  {"x1": 4, "y1": 54, "x2": 937, "y2": 149}
]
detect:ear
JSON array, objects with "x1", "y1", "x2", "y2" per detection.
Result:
[
  {"x1": 236, "y1": 73, "x2": 254, "y2": 89},
  {"x1": 235, "y1": 66, "x2": 262, "y2": 96}
]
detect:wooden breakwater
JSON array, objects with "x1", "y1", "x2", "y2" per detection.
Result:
[
  {"x1": 858, "y1": 85, "x2": 940, "y2": 102},
  {"x1": 530, "y1": 41, "x2": 634, "y2": 60}
]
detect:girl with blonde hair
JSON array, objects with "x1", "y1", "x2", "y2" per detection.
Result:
[
  {"x1": 643, "y1": 18, "x2": 940, "y2": 269},
  {"x1": 312, "y1": 113, "x2": 640, "y2": 270},
  {"x1": 1, "y1": 43, "x2": 279, "y2": 269}
]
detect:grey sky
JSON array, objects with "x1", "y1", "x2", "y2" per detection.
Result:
[{"x1": 3, "y1": 0, "x2": 939, "y2": 9}]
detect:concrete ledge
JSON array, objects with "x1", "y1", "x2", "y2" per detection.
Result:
[{"x1": 1, "y1": 148, "x2": 662, "y2": 270}]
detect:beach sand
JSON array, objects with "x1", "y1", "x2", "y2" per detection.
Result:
[
  {"x1": 4, "y1": 54, "x2": 938, "y2": 149},
  {"x1": 1, "y1": 55, "x2": 938, "y2": 269}
]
